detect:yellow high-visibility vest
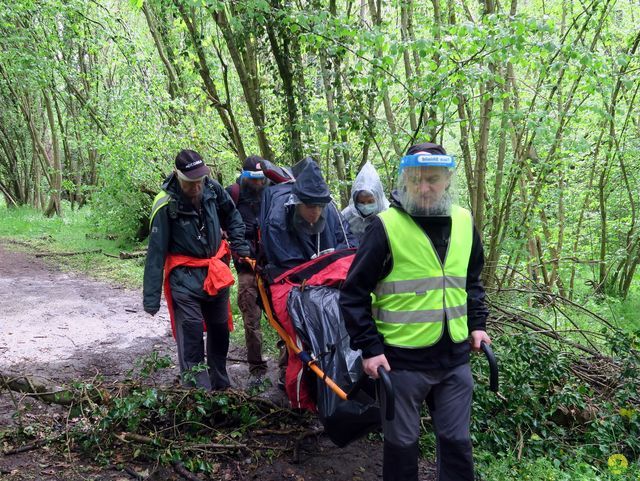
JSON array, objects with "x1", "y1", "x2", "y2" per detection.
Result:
[
  {"x1": 372, "y1": 205, "x2": 473, "y2": 348},
  {"x1": 149, "y1": 190, "x2": 171, "y2": 227}
]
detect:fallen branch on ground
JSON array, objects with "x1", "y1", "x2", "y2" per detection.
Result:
[
  {"x1": 1, "y1": 373, "x2": 109, "y2": 405},
  {"x1": 123, "y1": 466, "x2": 146, "y2": 480},
  {"x1": 1, "y1": 373, "x2": 311, "y2": 477},
  {"x1": 119, "y1": 250, "x2": 147, "y2": 259},
  {"x1": 35, "y1": 249, "x2": 102, "y2": 258},
  {"x1": 2, "y1": 439, "x2": 46, "y2": 455},
  {"x1": 172, "y1": 461, "x2": 204, "y2": 481}
]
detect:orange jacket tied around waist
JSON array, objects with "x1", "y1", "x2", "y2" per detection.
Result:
[{"x1": 163, "y1": 240, "x2": 235, "y2": 338}]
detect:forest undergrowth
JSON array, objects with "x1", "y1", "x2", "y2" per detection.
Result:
[{"x1": 1, "y1": 205, "x2": 639, "y2": 480}]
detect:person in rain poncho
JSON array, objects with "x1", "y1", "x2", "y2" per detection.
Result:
[
  {"x1": 341, "y1": 162, "x2": 390, "y2": 239},
  {"x1": 262, "y1": 157, "x2": 358, "y2": 276},
  {"x1": 259, "y1": 157, "x2": 358, "y2": 390}
]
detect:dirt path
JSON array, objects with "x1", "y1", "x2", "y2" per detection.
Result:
[
  {"x1": 0, "y1": 243, "x2": 435, "y2": 481},
  {"x1": 0, "y1": 244, "x2": 174, "y2": 379}
]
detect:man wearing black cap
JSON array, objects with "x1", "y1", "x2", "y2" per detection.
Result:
[
  {"x1": 225, "y1": 155, "x2": 269, "y2": 384},
  {"x1": 143, "y1": 149, "x2": 250, "y2": 390},
  {"x1": 340, "y1": 143, "x2": 490, "y2": 481}
]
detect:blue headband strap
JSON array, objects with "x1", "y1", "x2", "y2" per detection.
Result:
[
  {"x1": 399, "y1": 153, "x2": 456, "y2": 173},
  {"x1": 241, "y1": 170, "x2": 265, "y2": 179}
]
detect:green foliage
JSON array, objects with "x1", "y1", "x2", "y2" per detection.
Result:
[
  {"x1": 2, "y1": 0, "x2": 639, "y2": 302},
  {"x1": 62, "y1": 352, "x2": 300, "y2": 475},
  {"x1": 477, "y1": 454, "x2": 640, "y2": 481},
  {"x1": 131, "y1": 351, "x2": 173, "y2": 379},
  {"x1": 2, "y1": 0, "x2": 640, "y2": 476},
  {"x1": 468, "y1": 332, "x2": 640, "y2": 472}
]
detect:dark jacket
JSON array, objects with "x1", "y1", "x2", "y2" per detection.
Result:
[
  {"x1": 143, "y1": 174, "x2": 249, "y2": 313},
  {"x1": 260, "y1": 183, "x2": 358, "y2": 280},
  {"x1": 339, "y1": 192, "x2": 488, "y2": 371},
  {"x1": 225, "y1": 180, "x2": 262, "y2": 272}
]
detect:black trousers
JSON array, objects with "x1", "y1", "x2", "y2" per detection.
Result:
[
  {"x1": 172, "y1": 288, "x2": 230, "y2": 390},
  {"x1": 380, "y1": 364, "x2": 474, "y2": 481}
]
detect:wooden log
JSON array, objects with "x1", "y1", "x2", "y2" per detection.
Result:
[
  {"x1": 3, "y1": 439, "x2": 45, "y2": 455},
  {"x1": 1, "y1": 373, "x2": 109, "y2": 405},
  {"x1": 171, "y1": 461, "x2": 205, "y2": 481}
]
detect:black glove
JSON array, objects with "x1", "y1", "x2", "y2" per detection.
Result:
[{"x1": 144, "y1": 305, "x2": 159, "y2": 316}]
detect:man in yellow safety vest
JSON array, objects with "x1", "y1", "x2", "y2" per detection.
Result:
[{"x1": 340, "y1": 142, "x2": 491, "y2": 481}]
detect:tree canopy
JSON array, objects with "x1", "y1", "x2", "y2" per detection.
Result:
[{"x1": 0, "y1": 0, "x2": 639, "y2": 298}]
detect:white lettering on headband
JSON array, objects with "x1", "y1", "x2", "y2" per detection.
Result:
[
  {"x1": 184, "y1": 160, "x2": 203, "y2": 168},
  {"x1": 415, "y1": 154, "x2": 453, "y2": 165}
]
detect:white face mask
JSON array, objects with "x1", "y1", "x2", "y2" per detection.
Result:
[{"x1": 357, "y1": 202, "x2": 378, "y2": 217}]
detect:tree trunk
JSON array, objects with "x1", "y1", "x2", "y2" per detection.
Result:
[
  {"x1": 212, "y1": 5, "x2": 273, "y2": 160},
  {"x1": 368, "y1": 0, "x2": 403, "y2": 157},
  {"x1": 143, "y1": 3, "x2": 180, "y2": 101},
  {"x1": 173, "y1": 1, "x2": 246, "y2": 161},
  {"x1": 265, "y1": 1, "x2": 303, "y2": 162},
  {"x1": 43, "y1": 90, "x2": 62, "y2": 217},
  {"x1": 484, "y1": 64, "x2": 511, "y2": 287},
  {"x1": 400, "y1": 0, "x2": 417, "y2": 131}
]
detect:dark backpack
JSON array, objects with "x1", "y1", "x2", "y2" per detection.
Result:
[{"x1": 229, "y1": 182, "x2": 240, "y2": 206}]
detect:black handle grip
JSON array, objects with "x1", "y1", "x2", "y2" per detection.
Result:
[
  {"x1": 480, "y1": 341, "x2": 499, "y2": 392},
  {"x1": 378, "y1": 366, "x2": 395, "y2": 421}
]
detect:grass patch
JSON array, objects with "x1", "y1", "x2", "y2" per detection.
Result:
[{"x1": 0, "y1": 203, "x2": 146, "y2": 287}]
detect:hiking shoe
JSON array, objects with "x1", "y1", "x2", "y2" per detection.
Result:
[{"x1": 247, "y1": 375, "x2": 268, "y2": 390}]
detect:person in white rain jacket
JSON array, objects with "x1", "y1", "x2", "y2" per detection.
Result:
[{"x1": 341, "y1": 161, "x2": 390, "y2": 240}]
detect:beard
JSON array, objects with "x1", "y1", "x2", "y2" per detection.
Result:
[
  {"x1": 243, "y1": 180, "x2": 265, "y2": 198},
  {"x1": 400, "y1": 190, "x2": 452, "y2": 217},
  {"x1": 182, "y1": 191, "x2": 203, "y2": 209}
]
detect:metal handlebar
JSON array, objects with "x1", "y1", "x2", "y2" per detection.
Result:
[
  {"x1": 347, "y1": 366, "x2": 395, "y2": 421},
  {"x1": 377, "y1": 366, "x2": 395, "y2": 421},
  {"x1": 480, "y1": 341, "x2": 499, "y2": 393}
]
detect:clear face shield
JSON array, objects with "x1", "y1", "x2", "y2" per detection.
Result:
[
  {"x1": 285, "y1": 194, "x2": 328, "y2": 235},
  {"x1": 396, "y1": 153, "x2": 456, "y2": 217}
]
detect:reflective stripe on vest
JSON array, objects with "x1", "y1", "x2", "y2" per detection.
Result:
[
  {"x1": 149, "y1": 190, "x2": 171, "y2": 227},
  {"x1": 372, "y1": 206, "x2": 473, "y2": 348}
]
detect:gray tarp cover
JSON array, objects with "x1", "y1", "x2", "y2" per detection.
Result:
[{"x1": 288, "y1": 285, "x2": 380, "y2": 446}]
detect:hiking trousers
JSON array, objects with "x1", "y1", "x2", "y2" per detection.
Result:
[
  {"x1": 380, "y1": 363, "x2": 474, "y2": 481},
  {"x1": 172, "y1": 288, "x2": 230, "y2": 390},
  {"x1": 237, "y1": 271, "x2": 267, "y2": 375}
]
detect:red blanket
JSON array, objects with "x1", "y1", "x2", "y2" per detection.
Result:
[{"x1": 270, "y1": 250, "x2": 355, "y2": 410}]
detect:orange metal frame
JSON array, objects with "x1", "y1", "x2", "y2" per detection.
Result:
[{"x1": 247, "y1": 259, "x2": 348, "y2": 401}]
